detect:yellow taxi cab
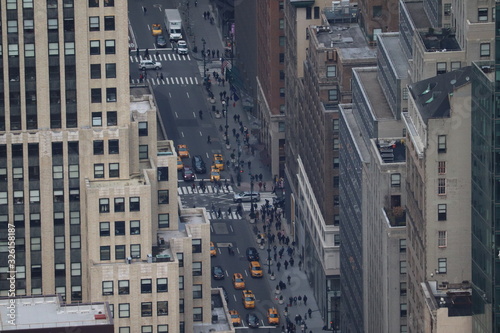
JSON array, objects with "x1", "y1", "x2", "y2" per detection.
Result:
[
  {"x1": 249, "y1": 261, "x2": 263, "y2": 278},
  {"x1": 242, "y1": 290, "x2": 255, "y2": 309},
  {"x1": 232, "y1": 273, "x2": 245, "y2": 289},
  {"x1": 213, "y1": 153, "x2": 224, "y2": 170},
  {"x1": 177, "y1": 144, "x2": 189, "y2": 158},
  {"x1": 177, "y1": 156, "x2": 184, "y2": 171},
  {"x1": 151, "y1": 23, "x2": 162, "y2": 36},
  {"x1": 267, "y1": 308, "x2": 280, "y2": 325},
  {"x1": 210, "y1": 242, "x2": 217, "y2": 257},
  {"x1": 210, "y1": 167, "x2": 221, "y2": 182},
  {"x1": 229, "y1": 310, "x2": 242, "y2": 326}
]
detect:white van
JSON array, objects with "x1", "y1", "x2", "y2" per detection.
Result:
[{"x1": 138, "y1": 60, "x2": 162, "y2": 70}]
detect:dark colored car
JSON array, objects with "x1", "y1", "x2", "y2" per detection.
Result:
[
  {"x1": 246, "y1": 313, "x2": 260, "y2": 328},
  {"x1": 212, "y1": 265, "x2": 225, "y2": 280},
  {"x1": 246, "y1": 247, "x2": 259, "y2": 261},
  {"x1": 192, "y1": 155, "x2": 206, "y2": 174},
  {"x1": 182, "y1": 167, "x2": 195, "y2": 181},
  {"x1": 156, "y1": 35, "x2": 167, "y2": 48},
  {"x1": 218, "y1": 286, "x2": 228, "y2": 302}
]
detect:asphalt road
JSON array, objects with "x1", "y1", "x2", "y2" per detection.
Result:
[{"x1": 129, "y1": 2, "x2": 282, "y2": 331}]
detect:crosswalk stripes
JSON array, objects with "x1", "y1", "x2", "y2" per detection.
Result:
[
  {"x1": 206, "y1": 211, "x2": 242, "y2": 220},
  {"x1": 129, "y1": 54, "x2": 191, "y2": 63},
  {"x1": 177, "y1": 185, "x2": 234, "y2": 195},
  {"x1": 240, "y1": 192, "x2": 277, "y2": 212},
  {"x1": 130, "y1": 77, "x2": 199, "y2": 85}
]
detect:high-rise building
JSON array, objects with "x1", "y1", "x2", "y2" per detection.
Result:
[{"x1": 0, "y1": 1, "x2": 228, "y2": 333}]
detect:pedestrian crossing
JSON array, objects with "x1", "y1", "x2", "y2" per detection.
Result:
[
  {"x1": 130, "y1": 53, "x2": 191, "y2": 63},
  {"x1": 177, "y1": 184, "x2": 234, "y2": 195},
  {"x1": 130, "y1": 76, "x2": 199, "y2": 85}
]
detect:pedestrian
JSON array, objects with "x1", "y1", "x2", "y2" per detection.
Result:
[
  {"x1": 218, "y1": 208, "x2": 222, "y2": 218},
  {"x1": 304, "y1": 295, "x2": 308, "y2": 306},
  {"x1": 299, "y1": 260, "x2": 303, "y2": 271},
  {"x1": 191, "y1": 182, "x2": 196, "y2": 191},
  {"x1": 211, "y1": 203, "x2": 216, "y2": 214},
  {"x1": 308, "y1": 308, "x2": 312, "y2": 318},
  {"x1": 259, "y1": 173, "x2": 263, "y2": 181},
  {"x1": 136, "y1": 48, "x2": 140, "y2": 57},
  {"x1": 217, "y1": 49, "x2": 220, "y2": 58},
  {"x1": 258, "y1": 181, "x2": 263, "y2": 190},
  {"x1": 263, "y1": 182, "x2": 267, "y2": 191},
  {"x1": 142, "y1": 6, "x2": 147, "y2": 14},
  {"x1": 295, "y1": 314, "x2": 300, "y2": 324},
  {"x1": 223, "y1": 90, "x2": 227, "y2": 98},
  {"x1": 227, "y1": 207, "x2": 232, "y2": 217},
  {"x1": 160, "y1": 72, "x2": 164, "y2": 80},
  {"x1": 298, "y1": 295, "x2": 302, "y2": 305},
  {"x1": 290, "y1": 257, "x2": 295, "y2": 267},
  {"x1": 294, "y1": 296, "x2": 298, "y2": 306},
  {"x1": 284, "y1": 260, "x2": 289, "y2": 270},
  {"x1": 276, "y1": 261, "x2": 281, "y2": 271},
  {"x1": 204, "y1": 11, "x2": 207, "y2": 19},
  {"x1": 248, "y1": 161, "x2": 251, "y2": 169},
  {"x1": 207, "y1": 135, "x2": 211, "y2": 144},
  {"x1": 222, "y1": 78, "x2": 225, "y2": 86},
  {"x1": 287, "y1": 275, "x2": 291, "y2": 285},
  {"x1": 212, "y1": 50, "x2": 215, "y2": 58},
  {"x1": 274, "y1": 253, "x2": 277, "y2": 262}
]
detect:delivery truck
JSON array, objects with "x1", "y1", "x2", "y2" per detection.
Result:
[{"x1": 164, "y1": 9, "x2": 182, "y2": 41}]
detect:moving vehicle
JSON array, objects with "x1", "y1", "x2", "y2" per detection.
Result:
[
  {"x1": 210, "y1": 242, "x2": 217, "y2": 256},
  {"x1": 177, "y1": 40, "x2": 188, "y2": 55},
  {"x1": 192, "y1": 155, "x2": 206, "y2": 174},
  {"x1": 246, "y1": 247, "x2": 259, "y2": 261},
  {"x1": 233, "y1": 191, "x2": 260, "y2": 203},
  {"x1": 213, "y1": 153, "x2": 224, "y2": 170},
  {"x1": 242, "y1": 290, "x2": 255, "y2": 309},
  {"x1": 210, "y1": 167, "x2": 221, "y2": 182},
  {"x1": 182, "y1": 167, "x2": 195, "y2": 181},
  {"x1": 156, "y1": 35, "x2": 167, "y2": 48},
  {"x1": 212, "y1": 265, "x2": 225, "y2": 280},
  {"x1": 151, "y1": 23, "x2": 162, "y2": 36},
  {"x1": 177, "y1": 156, "x2": 184, "y2": 171},
  {"x1": 249, "y1": 261, "x2": 263, "y2": 278},
  {"x1": 164, "y1": 9, "x2": 182, "y2": 41},
  {"x1": 232, "y1": 273, "x2": 245, "y2": 289},
  {"x1": 267, "y1": 308, "x2": 280, "y2": 325},
  {"x1": 246, "y1": 313, "x2": 260, "y2": 328},
  {"x1": 138, "y1": 60, "x2": 162, "y2": 70},
  {"x1": 177, "y1": 144, "x2": 189, "y2": 158},
  {"x1": 229, "y1": 310, "x2": 242, "y2": 326}
]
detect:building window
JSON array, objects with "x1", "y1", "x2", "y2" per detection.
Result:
[
  {"x1": 109, "y1": 163, "x2": 119, "y2": 178},
  {"x1": 373, "y1": 5, "x2": 382, "y2": 17},
  {"x1": 118, "y1": 303, "x2": 130, "y2": 318},
  {"x1": 104, "y1": 0, "x2": 114, "y2": 6},
  {"x1": 99, "y1": 198, "x2": 109, "y2": 213},
  {"x1": 438, "y1": 204, "x2": 447, "y2": 221},
  {"x1": 141, "y1": 302, "x2": 152, "y2": 317},
  {"x1": 115, "y1": 221, "x2": 125, "y2": 236},
  {"x1": 71, "y1": 235, "x2": 81, "y2": 249},
  {"x1": 115, "y1": 245, "x2": 125, "y2": 260},
  {"x1": 158, "y1": 325, "x2": 168, "y2": 333},
  {"x1": 130, "y1": 197, "x2": 140, "y2": 211},
  {"x1": 179, "y1": 276, "x2": 184, "y2": 290},
  {"x1": 192, "y1": 262, "x2": 202, "y2": 276},
  {"x1": 106, "y1": 88, "x2": 117, "y2": 102},
  {"x1": 53, "y1": 165, "x2": 63, "y2": 179},
  {"x1": 334, "y1": 234, "x2": 340, "y2": 246},
  {"x1": 401, "y1": 325, "x2": 408, "y2": 333},
  {"x1": 314, "y1": 6, "x2": 320, "y2": 19},
  {"x1": 70, "y1": 211, "x2": 80, "y2": 225},
  {"x1": 279, "y1": 70, "x2": 285, "y2": 80},
  {"x1": 333, "y1": 176, "x2": 339, "y2": 188},
  {"x1": 438, "y1": 161, "x2": 446, "y2": 174},
  {"x1": 192, "y1": 239, "x2": 202, "y2": 253},
  {"x1": 280, "y1": 105, "x2": 285, "y2": 113},
  {"x1": 177, "y1": 253, "x2": 184, "y2": 267},
  {"x1": 333, "y1": 158, "x2": 339, "y2": 168},
  {"x1": 158, "y1": 167, "x2": 169, "y2": 181},
  {"x1": 400, "y1": 282, "x2": 407, "y2": 296},
  {"x1": 279, "y1": 122, "x2": 285, "y2": 132},
  {"x1": 30, "y1": 237, "x2": 41, "y2": 251},
  {"x1": 279, "y1": 53, "x2": 284, "y2": 63},
  {"x1": 23, "y1": 0, "x2": 33, "y2": 8},
  {"x1": 89, "y1": 16, "x2": 100, "y2": 31},
  {"x1": 119, "y1": 329, "x2": 130, "y2": 333},
  {"x1": 92, "y1": 112, "x2": 102, "y2": 126},
  {"x1": 139, "y1": 145, "x2": 148, "y2": 159},
  {"x1": 438, "y1": 258, "x2": 447, "y2": 273},
  {"x1": 279, "y1": 18, "x2": 284, "y2": 29},
  {"x1": 71, "y1": 263, "x2": 81, "y2": 276},
  {"x1": 106, "y1": 63, "x2": 116, "y2": 78},
  {"x1": 7, "y1": 20, "x2": 18, "y2": 34},
  {"x1": 8, "y1": 44, "x2": 19, "y2": 57},
  {"x1": 48, "y1": 43, "x2": 59, "y2": 56},
  {"x1": 438, "y1": 178, "x2": 446, "y2": 195},
  {"x1": 88, "y1": 0, "x2": 98, "y2": 7},
  {"x1": 105, "y1": 40, "x2": 115, "y2": 54},
  {"x1": 158, "y1": 190, "x2": 169, "y2": 204},
  {"x1": 109, "y1": 140, "x2": 119, "y2": 154},
  {"x1": 14, "y1": 191, "x2": 24, "y2": 204},
  {"x1": 141, "y1": 327, "x2": 152, "y2": 333},
  {"x1": 104, "y1": 16, "x2": 115, "y2": 30},
  {"x1": 327, "y1": 65, "x2": 337, "y2": 77},
  {"x1": 480, "y1": 43, "x2": 491, "y2": 57},
  {"x1": 93, "y1": 140, "x2": 104, "y2": 154},
  {"x1": 118, "y1": 280, "x2": 129, "y2": 295},
  {"x1": 193, "y1": 307, "x2": 203, "y2": 321},
  {"x1": 333, "y1": 138, "x2": 339, "y2": 150},
  {"x1": 436, "y1": 62, "x2": 447, "y2": 75},
  {"x1": 444, "y1": 3, "x2": 451, "y2": 16},
  {"x1": 141, "y1": 279, "x2": 152, "y2": 293},
  {"x1": 102, "y1": 281, "x2": 113, "y2": 295},
  {"x1": 94, "y1": 164, "x2": 104, "y2": 178},
  {"x1": 279, "y1": 88, "x2": 285, "y2": 97},
  {"x1": 107, "y1": 111, "x2": 117, "y2": 126},
  {"x1": 402, "y1": 87, "x2": 408, "y2": 100},
  {"x1": 334, "y1": 214, "x2": 340, "y2": 226},
  {"x1": 90, "y1": 40, "x2": 100, "y2": 55},
  {"x1": 399, "y1": 239, "x2": 406, "y2": 253},
  {"x1": 451, "y1": 61, "x2": 461, "y2": 71},
  {"x1": 438, "y1": 231, "x2": 447, "y2": 247},
  {"x1": 391, "y1": 173, "x2": 401, "y2": 187},
  {"x1": 159, "y1": 214, "x2": 170, "y2": 228},
  {"x1": 279, "y1": 36, "x2": 285, "y2": 46},
  {"x1": 90, "y1": 64, "x2": 101, "y2": 79},
  {"x1": 438, "y1": 135, "x2": 446, "y2": 153},
  {"x1": 279, "y1": 1, "x2": 284, "y2": 10},
  {"x1": 400, "y1": 261, "x2": 406, "y2": 274},
  {"x1": 54, "y1": 236, "x2": 65, "y2": 250},
  {"x1": 131, "y1": 244, "x2": 141, "y2": 258},
  {"x1": 306, "y1": 7, "x2": 312, "y2": 19},
  {"x1": 478, "y1": 8, "x2": 488, "y2": 21},
  {"x1": 100, "y1": 222, "x2": 110, "y2": 236},
  {"x1": 157, "y1": 301, "x2": 168, "y2": 316},
  {"x1": 139, "y1": 122, "x2": 148, "y2": 136},
  {"x1": 48, "y1": 18, "x2": 58, "y2": 30},
  {"x1": 100, "y1": 246, "x2": 111, "y2": 260},
  {"x1": 91, "y1": 88, "x2": 102, "y2": 103},
  {"x1": 328, "y1": 89, "x2": 338, "y2": 101},
  {"x1": 193, "y1": 284, "x2": 202, "y2": 298},
  {"x1": 400, "y1": 303, "x2": 407, "y2": 317},
  {"x1": 130, "y1": 220, "x2": 140, "y2": 234}
]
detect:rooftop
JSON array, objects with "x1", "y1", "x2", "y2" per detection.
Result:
[
  {"x1": 377, "y1": 33, "x2": 409, "y2": 79},
  {"x1": 375, "y1": 139, "x2": 406, "y2": 164},
  {"x1": 0, "y1": 296, "x2": 112, "y2": 331},
  {"x1": 418, "y1": 28, "x2": 461, "y2": 52},
  {"x1": 404, "y1": 1, "x2": 431, "y2": 30},
  {"x1": 408, "y1": 66, "x2": 472, "y2": 123},
  {"x1": 427, "y1": 281, "x2": 472, "y2": 317},
  {"x1": 354, "y1": 68, "x2": 393, "y2": 119},
  {"x1": 324, "y1": 3, "x2": 358, "y2": 24},
  {"x1": 193, "y1": 289, "x2": 233, "y2": 332},
  {"x1": 314, "y1": 23, "x2": 376, "y2": 60}
]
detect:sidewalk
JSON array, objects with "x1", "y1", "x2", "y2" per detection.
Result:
[{"x1": 186, "y1": 2, "x2": 326, "y2": 332}]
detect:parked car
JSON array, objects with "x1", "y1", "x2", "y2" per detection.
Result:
[
  {"x1": 233, "y1": 191, "x2": 260, "y2": 203},
  {"x1": 192, "y1": 155, "x2": 207, "y2": 174},
  {"x1": 212, "y1": 265, "x2": 225, "y2": 280},
  {"x1": 182, "y1": 167, "x2": 195, "y2": 181},
  {"x1": 138, "y1": 60, "x2": 162, "y2": 70},
  {"x1": 156, "y1": 35, "x2": 167, "y2": 48},
  {"x1": 246, "y1": 313, "x2": 260, "y2": 328},
  {"x1": 246, "y1": 247, "x2": 260, "y2": 261}
]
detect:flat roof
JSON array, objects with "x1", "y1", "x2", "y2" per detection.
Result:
[
  {"x1": 0, "y1": 296, "x2": 112, "y2": 331},
  {"x1": 315, "y1": 23, "x2": 376, "y2": 59},
  {"x1": 404, "y1": 1, "x2": 431, "y2": 29},
  {"x1": 378, "y1": 33, "x2": 409, "y2": 79},
  {"x1": 355, "y1": 68, "x2": 393, "y2": 119}
]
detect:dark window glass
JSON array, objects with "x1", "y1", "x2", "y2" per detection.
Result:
[
  {"x1": 106, "y1": 88, "x2": 116, "y2": 102},
  {"x1": 89, "y1": 0, "x2": 99, "y2": 7},
  {"x1": 107, "y1": 111, "x2": 117, "y2": 126},
  {"x1": 158, "y1": 167, "x2": 168, "y2": 181},
  {"x1": 104, "y1": 16, "x2": 115, "y2": 30},
  {"x1": 100, "y1": 246, "x2": 111, "y2": 260},
  {"x1": 93, "y1": 140, "x2": 104, "y2": 154},
  {"x1": 90, "y1": 64, "x2": 101, "y2": 79},
  {"x1": 109, "y1": 140, "x2": 119, "y2": 154},
  {"x1": 91, "y1": 89, "x2": 102, "y2": 103},
  {"x1": 105, "y1": 63, "x2": 116, "y2": 78},
  {"x1": 115, "y1": 221, "x2": 125, "y2": 235}
]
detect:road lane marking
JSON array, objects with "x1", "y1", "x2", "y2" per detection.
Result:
[
  {"x1": 175, "y1": 112, "x2": 178, "y2": 118},
  {"x1": 186, "y1": 92, "x2": 190, "y2": 98},
  {"x1": 180, "y1": 77, "x2": 184, "y2": 84},
  {"x1": 229, "y1": 225, "x2": 234, "y2": 232},
  {"x1": 167, "y1": 54, "x2": 172, "y2": 61},
  {"x1": 181, "y1": 132, "x2": 184, "y2": 137},
  {"x1": 206, "y1": 152, "x2": 209, "y2": 158},
  {"x1": 175, "y1": 77, "x2": 179, "y2": 84},
  {"x1": 200, "y1": 131, "x2": 204, "y2": 137},
  {"x1": 244, "y1": 270, "x2": 248, "y2": 277},
  {"x1": 193, "y1": 112, "x2": 196, "y2": 118},
  {"x1": 195, "y1": 77, "x2": 199, "y2": 84}
]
